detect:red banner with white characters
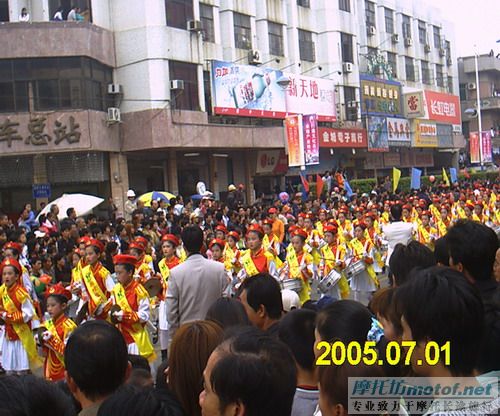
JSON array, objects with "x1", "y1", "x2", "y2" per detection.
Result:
[
  {"x1": 285, "y1": 115, "x2": 304, "y2": 167},
  {"x1": 319, "y1": 128, "x2": 367, "y2": 148},
  {"x1": 424, "y1": 91, "x2": 461, "y2": 125}
]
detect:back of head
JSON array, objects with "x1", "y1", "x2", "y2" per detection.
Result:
[
  {"x1": 211, "y1": 328, "x2": 297, "y2": 416},
  {"x1": 65, "y1": 321, "x2": 129, "y2": 401},
  {"x1": 240, "y1": 273, "x2": 283, "y2": 320},
  {"x1": 0, "y1": 375, "x2": 75, "y2": 416},
  {"x1": 395, "y1": 266, "x2": 484, "y2": 376},
  {"x1": 433, "y1": 236, "x2": 449, "y2": 266},
  {"x1": 316, "y1": 300, "x2": 372, "y2": 344},
  {"x1": 446, "y1": 219, "x2": 498, "y2": 282},
  {"x1": 278, "y1": 309, "x2": 317, "y2": 372},
  {"x1": 168, "y1": 320, "x2": 223, "y2": 416},
  {"x1": 389, "y1": 240, "x2": 436, "y2": 286},
  {"x1": 181, "y1": 225, "x2": 203, "y2": 253},
  {"x1": 206, "y1": 297, "x2": 249, "y2": 329},
  {"x1": 390, "y1": 204, "x2": 402, "y2": 221}
]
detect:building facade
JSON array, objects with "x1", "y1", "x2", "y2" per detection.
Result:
[{"x1": 0, "y1": 0, "x2": 462, "y2": 216}]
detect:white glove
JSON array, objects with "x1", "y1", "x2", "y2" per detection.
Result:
[
  {"x1": 113, "y1": 311, "x2": 124, "y2": 322},
  {"x1": 42, "y1": 331, "x2": 52, "y2": 342}
]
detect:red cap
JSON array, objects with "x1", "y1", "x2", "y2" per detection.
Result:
[
  {"x1": 298, "y1": 213, "x2": 307, "y2": 219},
  {"x1": 227, "y1": 231, "x2": 240, "y2": 240},
  {"x1": 262, "y1": 219, "x2": 273, "y2": 227},
  {"x1": 86, "y1": 239, "x2": 105, "y2": 253},
  {"x1": 78, "y1": 236, "x2": 92, "y2": 245},
  {"x1": 161, "y1": 234, "x2": 179, "y2": 247},
  {"x1": 113, "y1": 254, "x2": 138, "y2": 267},
  {"x1": 268, "y1": 207, "x2": 278, "y2": 214},
  {"x1": 0, "y1": 258, "x2": 22, "y2": 275},
  {"x1": 323, "y1": 224, "x2": 338, "y2": 234},
  {"x1": 134, "y1": 236, "x2": 148, "y2": 250},
  {"x1": 402, "y1": 204, "x2": 411, "y2": 211},
  {"x1": 305, "y1": 213, "x2": 314, "y2": 220},
  {"x1": 355, "y1": 222, "x2": 367, "y2": 231},
  {"x1": 466, "y1": 201, "x2": 475, "y2": 210},
  {"x1": 288, "y1": 225, "x2": 299, "y2": 234},
  {"x1": 209, "y1": 238, "x2": 226, "y2": 250},
  {"x1": 292, "y1": 228, "x2": 308, "y2": 239},
  {"x1": 128, "y1": 242, "x2": 144, "y2": 252},
  {"x1": 246, "y1": 224, "x2": 264, "y2": 237},
  {"x1": 215, "y1": 225, "x2": 228, "y2": 234},
  {"x1": 47, "y1": 282, "x2": 72, "y2": 301},
  {"x1": 421, "y1": 210, "x2": 431, "y2": 217},
  {"x1": 3, "y1": 242, "x2": 23, "y2": 254}
]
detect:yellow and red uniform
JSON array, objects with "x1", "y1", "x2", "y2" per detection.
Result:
[
  {"x1": 43, "y1": 314, "x2": 77, "y2": 381},
  {"x1": 240, "y1": 248, "x2": 276, "y2": 278},
  {"x1": 80, "y1": 262, "x2": 113, "y2": 319},
  {"x1": 320, "y1": 242, "x2": 350, "y2": 299},
  {"x1": 285, "y1": 248, "x2": 314, "y2": 304}
]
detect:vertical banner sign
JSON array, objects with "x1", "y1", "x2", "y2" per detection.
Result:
[
  {"x1": 303, "y1": 114, "x2": 319, "y2": 165},
  {"x1": 285, "y1": 115, "x2": 305, "y2": 167},
  {"x1": 469, "y1": 132, "x2": 480, "y2": 164},
  {"x1": 482, "y1": 131, "x2": 493, "y2": 163},
  {"x1": 367, "y1": 116, "x2": 389, "y2": 152}
]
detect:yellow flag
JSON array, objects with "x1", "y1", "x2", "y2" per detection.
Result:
[
  {"x1": 442, "y1": 167, "x2": 450, "y2": 187},
  {"x1": 393, "y1": 167, "x2": 401, "y2": 193}
]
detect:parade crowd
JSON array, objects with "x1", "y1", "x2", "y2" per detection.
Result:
[{"x1": 0, "y1": 175, "x2": 499, "y2": 416}]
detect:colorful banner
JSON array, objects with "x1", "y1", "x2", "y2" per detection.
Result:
[
  {"x1": 392, "y1": 167, "x2": 401, "y2": 192},
  {"x1": 256, "y1": 150, "x2": 288, "y2": 174},
  {"x1": 210, "y1": 60, "x2": 336, "y2": 120},
  {"x1": 367, "y1": 116, "x2": 389, "y2": 152},
  {"x1": 286, "y1": 74, "x2": 336, "y2": 121},
  {"x1": 450, "y1": 167, "x2": 457, "y2": 184},
  {"x1": 360, "y1": 75, "x2": 403, "y2": 117},
  {"x1": 285, "y1": 115, "x2": 304, "y2": 167},
  {"x1": 482, "y1": 131, "x2": 493, "y2": 163},
  {"x1": 387, "y1": 117, "x2": 411, "y2": 146},
  {"x1": 413, "y1": 120, "x2": 438, "y2": 148},
  {"x1": 303, "y1": 114, "x2": 319, "y2": 165},
  {"x1": 424, "y1": 90, "x2": 461, "y2": 125},
  {"x1": 411, "y1": 168, "x2": 422, "y2": 190},
  {"x1": 470, "y1": 132, "x2": 480, "y2": 163},
  {"x1": 403, "y1": 91, "x2": 425, "y2": 118},
  {"x1": 319, "y1": 128, "x2": 367, "y2": 148}
]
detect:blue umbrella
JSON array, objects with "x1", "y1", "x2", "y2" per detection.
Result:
[{"x1": 190, "y1": 194, "x2": 203, "y2": 201}]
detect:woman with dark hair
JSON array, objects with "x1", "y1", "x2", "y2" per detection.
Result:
[
  {"x1": 167, "y1": 320, "x2": 223, "y2": 416},
  {"x1": 205, "y1": 297, "x2": 249, "y2": 329}
]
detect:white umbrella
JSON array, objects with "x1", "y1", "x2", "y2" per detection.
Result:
[{"x1": 36, "y1": 193, "x2": 104, "y2": 221}]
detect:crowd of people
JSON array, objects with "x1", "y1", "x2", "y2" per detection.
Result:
[{"x1": 0, "y1": 176, "x2": 499, "y2": 416}]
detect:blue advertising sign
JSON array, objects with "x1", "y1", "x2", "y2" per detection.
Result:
[{"x1": 32, "y1": 183, "x2": 51, "y2": 199}]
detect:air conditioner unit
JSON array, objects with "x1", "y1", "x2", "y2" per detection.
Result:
[
  {"x1": 170, "y1": 80, "x2": 185, "y2": 90},
  {"x1": 424, "y1": 44, "x2": 431, "y2": 53},
  {"x1": 343, "y1": 62, "x2": 354, "y2": 73},
  {"x1": 439, "y1": 48, "x2": 446, "y2": 57},
  {"x1": 467, "y1": 82, "x2": 476, "y2": 90},
  {"x1": 187, "y1": 20, "x2": 203, "y2": 32},
  {"x1": 107, "y1": 107, "x2": 121, "y2": 123},
  {"x1": 368, "y1": 25, "x2": 376, "y2": 36},
  {"x1": 391, "y1": 33, "x2": 399, "y2": 43},
  {"x1": 248, "y1": 49, "x2": 262, "y2": 65},
  {"x1": 107, "y1": 84, "x2": 122, "y2": 95},
  {"x1": 404, "y1": 37, "x2": 413, "y2": 47}
]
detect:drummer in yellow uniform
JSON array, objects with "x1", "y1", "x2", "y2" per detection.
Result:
[
  {"x1": 319, "y1": 225, "x2": 349, "y2": 300},
  {"x1": 224, "y1": 231, "x2": 242, "y2": 276},
  {"x1": 129, "y1": 242, "x2": 153, "y2": 284},
  {"x1": 284, "y1": 228, "x2": 315, "y2": 305},
  {"x1": 417, "y1": 211, "x2": 438, "y2": 250},
  {"x1": 262, "y1": 219, "x2": 283, "y2": 268}
]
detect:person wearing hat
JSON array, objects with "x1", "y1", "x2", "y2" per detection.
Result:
[
  {"x1": 208, "y1": 238, "x2": 226, "y2": 264},
  {"x1": 336, "y1": 209, "x2": 353, "y2": 243},
  {"x1": 417, "y1": 211, "x2": 438, "y2": 250},
  {"x1": 129, "y1": 241, "x2": 153, "y2": 284},
  {"x1": 124, "y1": 189, "x2": 137, "y2": 222},
  {"x1": 364, "y1": 213, "x2": 384, "y2": 273},
  {"x1": 226, "y1": 184, "x2": 238, "y2": 211},
  {"x1": 157, "y1": 233, "x2": 182, "y2": 361},
  {"x1": 41, "y1": 283, "x2": 77, "y2": 381},
  {"x1": 111, "y1": 254, "x2": 155, "y2": 362},
  {"x1": 214, "y1": 224, "x2": 228, "y2": 241},
  {"x1": 283, "y1": 228, "x2": 315, "y2": 304},
  {"x1": 133, "y1": 236, "x2": 155, "y2": 270},
  {"x1": 303, "y1": 213, "x2": 322, "y2": 266},
  {"x1": 224, "y1": 231, "x2": 242, "y2": 277},
  {"x1": 238, "y1": 224, "x2": 277, "y2": 280},
  {"x1": 262, "y1": 219, "x2": 283, "y2": 268},
  {"x1": 320, "y1": 225, "x2": 350, "y2": 301},
  {"x1": 0, "y1": 258, "x2": 40, "y2": 375},
  {"x1": 348, "y1": 222, "x2": 379, "y2": 302},
  {"x1": 436, "y1": 205, "x2": 451, "y2": 238},
  {"x1": 80, "y1": 239, "x2": 114, "y2": 320}
]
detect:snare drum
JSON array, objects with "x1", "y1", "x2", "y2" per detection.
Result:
[
  {"x1": 344, "y1": 260, "x2": 365, "y2": 279},
  {"x1": 318, "y1": 269, "x2": 342, "y2": 293},
  {"x1": 280, "y1": 278, "x2": 303, "y2": 293}
]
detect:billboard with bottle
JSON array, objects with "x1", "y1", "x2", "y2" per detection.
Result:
[{"x1": 210, "y1": 60, "x2": 336, "y2": 121}]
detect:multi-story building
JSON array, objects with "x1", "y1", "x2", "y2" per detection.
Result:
[
  {"x1": 458, "y1": 53, "x2": 500, "y2": 163},
  {"x1": 0, "y1": 0, "x2": 462, "y2": 215}
]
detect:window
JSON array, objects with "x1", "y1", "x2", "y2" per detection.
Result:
[
  {"x1": 418, "y1": 20, "x2": 427, "y2": 44},
  {"x1": 169, "y1": 61, "x2": 199, "y2": 111},
  {"x1": 299, "y1": 29, "x2": 315, "y2": 62},
  {"x1": 365, "y1": 1, "x2": 376, "y2": 27},
  {"x1": 0, "y1": 57, "x2": 111, "y2": 113},
  {"x1": 165, "y1": 0, "x2": 193, "y2": 30},
  {"x1": 445, "y1": 40, "x2": 451, "y2": 62},
  {"x1": 402, "y1": 14, "x2": 411, "y2": 39},
  {"x1": 344, "y1": 86, "x2": 357, "y2": 121},
  {"x1": 268, "y1": 22, "x2": 284, "y2": 56},
  {"x1": 341, "y1": 32, "x2": 353, "y2": 63},
  {"x1": 387, "y1": 52, "x2": 397, "y2": 78},
  {"x1": 405, "y1": 57, "x2": 415, "y2": 81},
  {"x1": 49, "y1": 0, "x2": 93, "y2": 21},
  {"x1": 447, "y1": 76, "x2": 453, "y2": 94},
  {"x1": 0, "y1": 0, "x2": 9, "y2": 21},
  {"x1": 234, "y1": 13, "x2": 251, "y2": 49},
  {"x1": 459, "y1": 83, "x2": 467, "y2": 101},
  {"x1": 339, "y1": 0, "x2": 350, "y2": 12},
  {"x1": 297, "y1": 0, "x2": 310, "y2": 7},
  {"x1": 200, "y1": 4, "x2": 215, "y2": 42},
  {"x1": 433, "y1": 25, "x2": 441, "y2": 48},
  {"x1": 384, "y1": 8, "x2": 394, "y2": 34},
  {"x1": 421, "y1": 60, "x2": 431, "y2": 84},
  {"x1": 436, "y1": 64, "x2": 444, "y2": 87}
]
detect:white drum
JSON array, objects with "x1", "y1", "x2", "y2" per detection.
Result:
[
  {"x1": 318, "y1": 269, "x2": 342, "y2": 294},
  {"x1": 280, "y1": 278, "x2": 303, "y2": 293},
  {"x1": 344, "y1": 260, "x2": 365, "y2": 279}
]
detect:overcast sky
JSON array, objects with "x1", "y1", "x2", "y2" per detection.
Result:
[{"x1": 433, "y1": 0, "x2": 499, "y2": 57}]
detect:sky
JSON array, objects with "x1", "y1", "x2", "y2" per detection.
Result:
[{"x1": 433, "y1": 0, "x2": 499, "y2": 57}]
